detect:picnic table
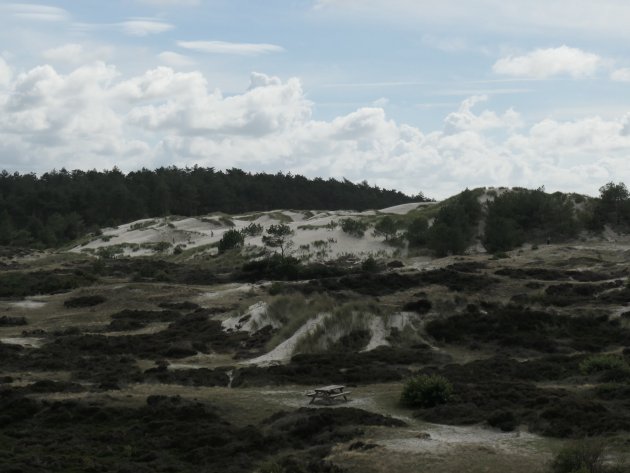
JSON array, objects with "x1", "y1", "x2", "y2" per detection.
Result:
[{"x1": 306, "y1": 385, "x2": 351, "y2": 404}]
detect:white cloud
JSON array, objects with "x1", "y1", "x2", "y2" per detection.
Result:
[
  {"x1": 120, "y1": 19, "x2": 174, "y2": 36},
  {"x1": 177, "y1": 40, "x2": 284, "y2": 56},
  {"x1": 1, "y1": 3, "x2": 69, "y2": 22},
  {"x1": 1, "y1": 60, "x2": 629, "y2": 198},
  {"x1": 444, "y1": 95, "x2": 522, "y2": 133},
  {"x1": 493, "y1": 46, "x2": 602, "y2": 79},
  {"x1": 42, "y1": 43, "x2": 113, "y2": 65},
  {"x1": 611, "y1": 68, "x2": 630, "y2": 82},
  {"x1": 158, "y1": 51, "x2": 195, "y2": 67}
]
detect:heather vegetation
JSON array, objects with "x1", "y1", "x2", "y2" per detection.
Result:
[{"x1": 3, "y1": 176, "x2": 630, "y2": 473}]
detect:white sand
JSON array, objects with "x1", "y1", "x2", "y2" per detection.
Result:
[
  {"x1": 379, "y1": 202, "x2": 424, "y2": 214},
  {"x1": 222, "y1": 302, "x2": 274, "y2": 333},
  {"x1": 197, "y1": 284, "x2": 254, "y2": 302},
  {"x1": 70, "y1": 203, "x2": 433, "y2": 260},
  {"x1": 9, "y1": 300, "x2": 46, "y2": 309},
  {"x1": 379, "y1": 424, "x2": 539, "y2": 455},
  {"x1": 0, "y1": 337, "x2": 45, "y2": 348},
  {"x1": 245, "y1": 312, "x2": 330, "y2": 365},
  {"x1": 363, "y1": 316, "x2": 390, "y2": 351}
]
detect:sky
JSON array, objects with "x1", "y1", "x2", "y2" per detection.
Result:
[{"x1": 0, "y1": 1, "x2": 629, "y2": 198}]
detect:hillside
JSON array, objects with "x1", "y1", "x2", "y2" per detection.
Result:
[
  {"x1": 67, "y1": 184, "x2": 630, "y2": 261},
  {"x1": 0, "y1": 166, "x2": 424, "y2": 249},
  {"x1": 1, "y1": 183, "x2": 630, "y2": 473}
]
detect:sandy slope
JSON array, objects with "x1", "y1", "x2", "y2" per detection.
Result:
[{"x1": 71, "y1": 203, "x2": 435, "y2": 259}]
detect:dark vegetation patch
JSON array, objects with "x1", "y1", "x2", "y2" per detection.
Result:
[
  {"x1": 239, "y1": 256, "x2": 352, "y2": 283},
  {"x1": 426, "y1": 305, "x2": 630, "y2": 354},
  {"x1": 14, "y1": 380, "x2": 86, "y2": 395},
  {"x1": 414, "y1": 379, "x2": 630, "y2": 438},
  {"x1": 543, "y1": 280, "x2": 625, "y2": 306},
  {"x1": 63, "y1": 294, "x2": 106, "y2": 308},
  {"x1": 0, "y1": 316, "x2": 27, "y2": 326},
  {"x1": 158, "y1": 301, "x2": 200, "y2": 311},
  {"x1": 295, "y1": 268, "x2": 497, "y2": 296},
  {"x1": 483, "y1": 188, "x2": 579, "y2": 253},
  {"x1": 402, "y1": 299, "x2": 432, "y2": 314},
  {"x1": 107, "y1": 309, "x2": 182, "y2": 331},
  {"x1": 413, "y1": 356, "x2": 630, "y2": 438},
  {"x1": 592, "y1": 383, "x2": 630, "y2": 401},
  {"x1": 0, "y1": 312, "x2": 271, "y2": 386},
  {"x1": 327, "y1": 330, "x2": 371, "y2": 352},
  {"x1": 446, "y1": 261, "x2": 487, "y2": 273},
  {"x1": 0, "y1": 390, "x2": 401, "y2": 473},
  {"x1": 263, "y1": 407, "x2": 406, "y2": 442},
  {"x1": 0, "y1": 269, "x2": 97, "y2": 298},
  {"x1": 596, "y1": 287, "x2": 630, "y2": 304},
  {"x1": 143, "y1": 367, "x2": 230, "y2": 387},
  {"x1": 494, "y1": 267, "x2": 618, "y2": 282},
  {"x1": 232, "y1": 347, "x2": 451, "y2": 387},
  {"x1": 435, "y1": 355, "x2": 584, "y2": 384}
]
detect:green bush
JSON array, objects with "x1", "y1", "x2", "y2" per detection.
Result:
[
  {"x1": 218, "y1": 229, "x2": 245, "y2": 253},
  {"x1": 340, "y1": 218, "x2": 368, "y2": 238},
  {"x1": 241, "y1": 222, "x2": 263, "y2": 237},
  {"x1": 427, "y1": 189, "x2": 482, "y2": 256},
  {"x1": 484, "y1": 187, "x2": 579, "y2": 252},
  {"x1": 373, "y1": 216, "x2": 401, "y2": 241},
  {"x1": 361, "y1": 256, "x2": 379, "y2": 273},
  {"x1": 400, "y1": 374, "x2": 453, "y2": 408},
  {"x1": 405, "y1": 216, "x2": 428, "y2": 247},
  {"x1": 579, "y1": 355, "x2": 630, "y2": 375},
  {"x1": 551, "y1": 439, "x2": 606, "y2": 473}
]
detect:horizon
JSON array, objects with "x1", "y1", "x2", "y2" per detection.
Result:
[
  {"x1": 1, "y1": 1, "x2": 629, "y2": 199},
  {"x1": 0, "y1": 164, "x2": 616, "y2": 201}
]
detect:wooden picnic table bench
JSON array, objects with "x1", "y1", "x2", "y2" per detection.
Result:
[{"x1": 306, "y1": 385, "x2": 352, "y2": 404}]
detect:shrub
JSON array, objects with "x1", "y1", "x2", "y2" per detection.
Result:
[
  {"x1": 218, "y1": 229, "x2": 245, "y2": 253},
  {"x1": 361, "y1": 256, "x2": 379, "y2": 273},
  {"x1": 64, "y1": 295, "x2": 106, "y2": 308},
  {"x1": 427, "y1": 189, "x2": 482, "y2": 256},
  {"x1": 550, "y1": 439, "x2": 606, "y2": 473},
  {"x1": 579, "y1": 355, "x2": 630, "y2": 375},
  {"x1": 405, "y1": 216, "x2": 428, "y2": 247},
  {"x1": 257, "y1": 461, "x2": 285, "y2": 473},
  {"x1": 154, "y1": 241, "x2": 172, "y2": 253},
  {"x1": 400, "y1": 374, "x2": 453, "y2": 408},
  {"x1": 262, "y1": 224, "x2": 295, "y2": 257},
  {"x1": 340, "y1": 218, "x2": 368, "y2": 238},
  {"x1": 241, "y1": 222, "x2": 263, "y2": 237},
  {"x1": 373, "y1": 216, "x2": 401, "y2": 241}
]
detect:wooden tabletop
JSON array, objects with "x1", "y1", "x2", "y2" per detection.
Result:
[{"x1": 314, "y1": 385, "x2": 345, "y2": 392}]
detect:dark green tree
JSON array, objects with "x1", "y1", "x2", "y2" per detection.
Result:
[
  {"x1": 598, "y1": 181, "x2": 629, "y2": 226},
  {"x1": 405, "y1": 216, "x2": 429, "y2": 247},
  {"x1": 426, "y1": 189, "x2": 482, "y2": 256},
  {"x1": 340, "y1": 218, "x2": 368, "y2": 238},
  {"x1": 373, "y1": 216, "x2": 400, "y2": 241},
  {"x1": 218, "y1": 229, "x2": 245, "y2": 253},
  {"x1": 262, "y1": 224, "x2": 294, "y2": 257}
]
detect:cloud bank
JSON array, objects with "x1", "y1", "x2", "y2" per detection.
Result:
[
  {"x1": 493, "y1": 46, "x2": 602, "y2": 79},
  {"x1": 0, "y1": 60, "x2": 628, "y2": 198}
]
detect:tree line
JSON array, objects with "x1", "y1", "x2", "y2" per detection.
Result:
[
  {"x1": 0, "y1": 166, "x2": 426, "y2": 248},
  {"x1": 339, "y1": 182, "x2": 630, "y2": 257},
  {"x1": 405, "y1": 182, "x2": 630, "y2": 255}
]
